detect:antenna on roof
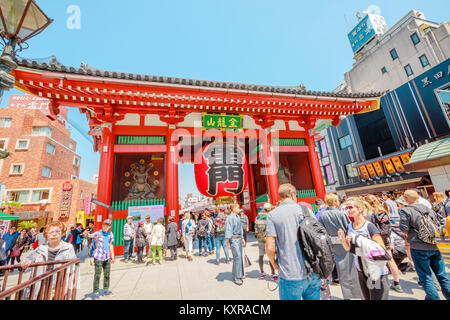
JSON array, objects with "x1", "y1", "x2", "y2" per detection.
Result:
[{"x1": 344, "y1": 14, "x2": 350, "y2": 30}]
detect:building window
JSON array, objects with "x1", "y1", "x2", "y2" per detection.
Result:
[
  {"x1": 319, "y1": 139, "x2": 328, "y2": 158},
  {"x1": 46, "y1": 143, "x2": 55, "y2": 154},
  {"x1": 0, "y1": 139, "x2": 8, "y2": 150},
  {"x1": 338, "y1": 135, "x2": 353, "y2": 149},
  {"x1": 15, "y1": 139, "x2": 30, "y2": 150},
  {"x1": 0, "y1": 118, "x2": 12, "y2": 128},
  {"x1": 41, "y1": 166, "x2": 52, "y2": 178},
  {"x1": 73, "y1": 156, "x2": 80, "y2": 166},
  {"x1": 31, "y1": 190, "x2": 50, "y2": 203},
  {"x1": 71, "y1": 175, "x2": 78, "y2": 180},
  {"x1": 404, "y1": 64, "x2": 414, "y2": 76},
  {"x1": 419, "y1": 54, "x2": 430, "y2": 68},
  {"x1": 324, "y1": 165, "x2": 335, "y2": 185},
  {"x1": 7, "y1": 191, "x2": 30, "y2": 203},
  {"x1": 381, "y1": 67, "x2": 387, "y2": 74},
  {"x1": 410, "y1": 32, "x2": 420, "y2": 45},
  {"x1": 32, "y1": 126, "x2": 52, "y2": 137},
  {"x1": 390, "y1": 48, "x2": 398, "y2": 60},
  {"x1": 345, "y1": 163, "x2": 359, "y2": 179},
  {"x1": 9, "y1": 164, "x2": 24, "y2": 175}
]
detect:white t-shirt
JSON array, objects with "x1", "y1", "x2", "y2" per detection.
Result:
[{"x1": 418, "y1": 197, "x2": 432, "y2": 209}]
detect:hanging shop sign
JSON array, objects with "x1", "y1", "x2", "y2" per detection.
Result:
[
  {"x1": 366, "y1": 163, "x2": 377, "y2": 177},
  {"x1": 383, "y1": 159, "x2": 397, "y2": 174},
  {"x1": 372, "y1": 162, "x2": 384, "y2": 176},
  {"x1": 194, "y1": 142, "x2": 248, "y2": 197},
  {"x1": 391, "y1": 156, "x2": 405, "y2": 172},
  {"x1": 202, "y1": 113, "x2": 243, "y2": 131},
  {"x1": 59, "y1": 181, "x2": 73, "y2": 218},
  {"x1": 358, "y1": 165, "x2": 370, "y2": 179}
]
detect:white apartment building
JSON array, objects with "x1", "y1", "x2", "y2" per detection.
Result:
[{"x1": 342, "y1": 10, "x2": 449, "y2": 93}]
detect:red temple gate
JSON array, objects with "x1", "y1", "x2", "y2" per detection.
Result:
[{"x1": 11, "y1": 57, "x2": 382, "y2": 254}]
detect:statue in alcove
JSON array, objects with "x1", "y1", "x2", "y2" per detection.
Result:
[
  {"x1": 125, "y1": 160, "x2": 158, "y2": 200},
  {"x1": 277, "y1": 162, "x2": 293, "y2": 185}
]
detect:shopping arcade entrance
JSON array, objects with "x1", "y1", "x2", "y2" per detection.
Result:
[{"x1": 11, "y1": 57, "x2": 382, "y2": 254}]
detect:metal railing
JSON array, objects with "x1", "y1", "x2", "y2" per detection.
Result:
[{"x1": 0, "y1": 259, "x2": 80, "y2": 300}]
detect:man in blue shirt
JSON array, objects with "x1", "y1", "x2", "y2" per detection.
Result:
[
  {"x1": 2, "y1": 226, "x2": 19, "y2": 265},
  {"x1": 266, "y1": 183, "x2": 321, "y2": 300},
  {"x1": 225, "y1": 203, "x2": 246, "y2": 286}
]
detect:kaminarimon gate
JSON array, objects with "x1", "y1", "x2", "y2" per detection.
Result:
[{"x1": 11, "y1": 57, "x2": 382, "y2": 254}]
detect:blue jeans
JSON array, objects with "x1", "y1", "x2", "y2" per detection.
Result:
[
  {"x1": 279, "y1": 274, "x2": 322, "y2": 300},
  {"x1": 229, "y1": 238, "x2": 244, "y2": 281},
  {"x1": 214, "y1": 236, "x2": 230, "y2": 261},
  {"x1": 198, "y1": 237, "x2": 208, "y2": 254},
  {"x1": 207, "y1": 234, "x2": 215, "y2": 252},
  {"x1": 410, "y1": 249, "x2": 450, "y2": 300},
  {"x1": 123, "y1": 239, "x2": 134, "y2": 259}
]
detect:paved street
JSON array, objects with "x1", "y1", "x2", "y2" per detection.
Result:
[{"x1": 73, "y1": 233, "x2": 449, "y2": 300}]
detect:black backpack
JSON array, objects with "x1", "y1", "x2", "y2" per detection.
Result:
[
  {"x1": 410, "y1": 205, "x2": 440, "y2": 245},
  {"x1": 370, "y1": 211, "x2": 392, "y2": 239},
  {"x1": 297, "y1": 205, "x2": 336, "y2": 279}
]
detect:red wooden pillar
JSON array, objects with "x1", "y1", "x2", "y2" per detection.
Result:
[
  {"x1": 94, "y1": 127, "x2": 115, "y2": 231},
  {"x1": 307, "y1": 134, "x2": 325, "y2": 200},
  {"x1": 166, "y1": 125, "x2": 179, "y2": 227},
  {"x1": 246, "y1": 160, "x2": 258, "y2": 227},
  {"x1": 265, "y1": 131, "x2": 280, "y2": 205}
]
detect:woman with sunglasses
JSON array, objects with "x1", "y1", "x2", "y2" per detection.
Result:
[{"x1": 337, "y1": 197, "x2": 390, "y2": 300}]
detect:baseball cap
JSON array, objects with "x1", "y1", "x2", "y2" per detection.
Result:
[
  {"x1": 103, "y1": 219, "x2": 112, "y2": 225},
  {"x1": 126, "y1": 216, "x2": 133, "y2": 220},
  {"x1": 263, "y1": 203, "x2": 273, "y2": 211}
]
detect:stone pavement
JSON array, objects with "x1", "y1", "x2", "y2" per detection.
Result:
[{"x1": 74, "y1": 233, "x2": 449, "y2": 300}]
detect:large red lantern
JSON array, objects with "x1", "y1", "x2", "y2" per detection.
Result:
[{"x1": 194, "y1": 142, "x2": 248, "y2": 198}]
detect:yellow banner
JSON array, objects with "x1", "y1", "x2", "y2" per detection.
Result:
[
  {"x1": 400, "y1": 154, "x2": 411, "y2": 165},
  {"x1": 391, "y1": 156, "x2": 405, "y2": 172},
  {"x1": 383, "y1": 159, "x2": 396, "y2": 174},
  {"x1": 359, "y1": 166, "x2": 370, "y2": 179},
  {"x1": 372, "y1": 162, "x2": 384, "y2": 176},
  {"x1": 366, "y1": 163, "x2": 377, "y2": 177}
]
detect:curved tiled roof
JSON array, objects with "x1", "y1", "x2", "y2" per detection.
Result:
[{"x1": 15, "y1": 56, "x2": 385, "y2": 99}]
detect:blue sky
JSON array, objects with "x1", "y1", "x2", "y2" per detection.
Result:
[{"x1": 1, "y1": 0, "x2": 449, "y2": 201}]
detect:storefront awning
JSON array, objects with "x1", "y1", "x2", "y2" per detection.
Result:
[{"x1": 404, "y1": 138, "x2": 450, "y2": 171}]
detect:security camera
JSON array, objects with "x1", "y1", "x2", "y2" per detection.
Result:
[{"x1": 40, "y1": 199, "x2": 49, "y2": 206}]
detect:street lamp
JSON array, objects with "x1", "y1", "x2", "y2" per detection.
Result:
[{"x1": 0, "y1": 0, "x2": 53, "y2": 100}]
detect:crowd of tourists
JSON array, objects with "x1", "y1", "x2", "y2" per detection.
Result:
[
  {"x1": 264, "y1": 185, "x2": 450, "y2": 300},
  {"x1": 0, "y1": 185, "x2": 449, "y2": 301}
]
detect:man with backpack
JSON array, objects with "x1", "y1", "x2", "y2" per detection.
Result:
[
  {"x1": 89, "y1": 219, "x2": 115, "y2": 300},
  {"x1": 399, "y1": 189, "x2": 450, "y2": 300},
  {"x1": 265, "y1": 183, "x2": 322, "y2": 300},
  {"x1": 319, "y1": 193, "x2": 361, "y2": 300},
  {"x1": 255, "y1": 203, "x2": 276, "y2": 280}
]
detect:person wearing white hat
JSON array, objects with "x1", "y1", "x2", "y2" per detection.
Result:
[
  {"x1": 123, "y1": 216, "x2": 136, "y2": 262},
  {"x1": 255, "y1": 203, "x2": 277, "y2": 280}
]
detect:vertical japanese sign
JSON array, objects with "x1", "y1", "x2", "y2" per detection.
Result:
[{"x1": 59, "y1": 182, "x2": 73, "y2": 218}]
